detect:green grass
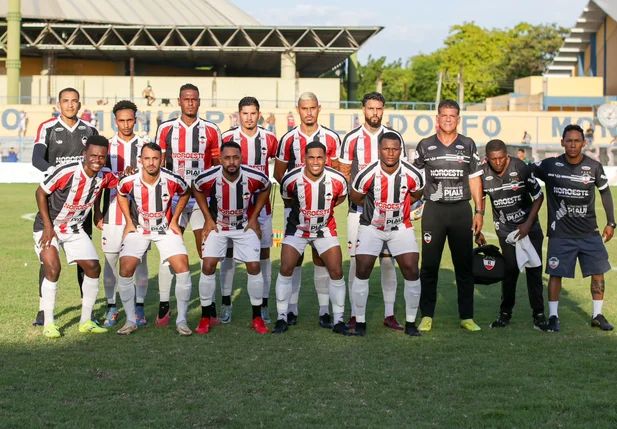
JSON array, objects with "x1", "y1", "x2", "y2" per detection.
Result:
[{"x1": 1, "y1": 183, "x2": 616, "y2": 428}]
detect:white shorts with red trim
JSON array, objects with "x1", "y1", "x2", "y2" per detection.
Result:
[
  {"x1": 355, "y1": 225, "x2": 418, "y2": 257},
  {"x1": 33, "y1": 229, "x2": 99, "y2": 265},
  {"x1": 202, "y1": 228, "x2": 261, "y2": 263},
  {"x1": 347, "y1": 212, "x2": 391, "y2": 257},
  {"x1": 283, "y1": 235, "x2": 340, "y2": 257},
  {"x1": 120, "y1": 231, "x2": 187, "y2": 265}
]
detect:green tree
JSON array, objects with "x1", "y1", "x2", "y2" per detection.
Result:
[{"x1": 407, "y1": 53, "x2": 441, "y2": 102}]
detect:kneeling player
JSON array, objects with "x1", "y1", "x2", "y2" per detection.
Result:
[
  {"x1": 34, "y1": 136, "x2": 119, "y2": 338},
  {"x1": 193, "y1": 142, "x2": 272, "y2": 335},
  {"x1": 115, "y1": 143, "x2": 194, "y2": 336},
  {"x1": 273, "y1": 142, "x2": 350, "y2": 335},
  {"x1": 350, "y1": 132, "x2": 425, "y2": 336}
]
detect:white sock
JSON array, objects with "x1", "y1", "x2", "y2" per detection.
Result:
[
  {"x1": 80, "y1": 275, "x2": 100, "y2": 324},
  {"x1": 593, "y1": 300, "x2": 603, "y2": 318},
  {"x1": 314, "y1": 265, "x2": 330, "y2": 312},
  {"x1": 404, "y1": 279, "x2": 421, "y2": 323},
  {"x1": 329, "y1": 277, "x2": 346, "y2": 323},
  {"x1": 289, "y1": 266, "x2": 302, "y2": 314},
  {"x1": 175, "y1": 271, "x2": 192, "y2": 324},
  {"x1": 39, "y1": 296, "x2": 44, "y2": 312},
  {"x1": 158, "y1": 264, "x2": 174, "y2": 302},
  {"x1": 103, "y1": 252, "x2": 119, "y2": 305},
  {"x1": 549, "y1": 301, "x2": 559, "y2": 318},
  {"x1": 118, "y1": 275, "x2": 136, "y2": 323},
  {"x1": 260, "y1": 259, "x2": 271, "y2": 299},
  {"x1": 220, "y1": 257, "x2": 235, "y2": 297},
  {"x1": 348, "y1": 257, "x2": 356, "y2": 316},
  {"x1": 135, "y1": 258, "x2": 149, "y2": 304},
  {"x1": 199, "y1": 272, "x2": 216, "y2": 307},
  {"x1": 41, "y1": 278, "x2": 58, "y2": 326},
  {"x1": 352, "y1": 277, "x2": 370, "y2": 323},
  {"x1": 275, "y1": 274, "x2": 293, "y2": 320},
  {"x1": 380, "y1": 256, "x2": 397, "y2": 315},
  {"x1": 247, "y1": 273, "x2": 264, "y2": 307}
]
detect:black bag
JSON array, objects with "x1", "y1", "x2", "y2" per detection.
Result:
[{"x1": 472, "y1": 244, "x2": 506, "y2": 285}]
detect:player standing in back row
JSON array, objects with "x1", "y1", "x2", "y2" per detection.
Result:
[
  {"x1": 31, "y1": 87, "x2": 99, "y2": 326},
  {"x1": 413, "y1": 99, "x2": 484, "y2": 332},
  {"x1": 155, "y1": 84, "x2": 222, "y2": 326}
]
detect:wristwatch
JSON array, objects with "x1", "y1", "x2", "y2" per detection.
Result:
[
  {"x1": 475, "y1": 209, "x2": 485, "y2": 215},
  {"x1": 608, "y1": 222, "x2": 616, "y2": 228}
]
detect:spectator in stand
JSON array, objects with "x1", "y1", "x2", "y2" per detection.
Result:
[
  {"x1": 8, "y1": 147, "x2": 18, "y2": 162},
  {"x1": 266, "y1": 113, "x2": 276, "y2": 133},
  {"x1": 287, "y1": 111, "x2": 295, "y2": 131},
  {"x1": 51, "y1": 107, "x2": 60, "y2": 119},
  {"x1": 585, "y1": 126, "x2": 595, "y2": 147},
  {"x1": 517, "y1": 148, "x2": 530, "y2": 163},
  {"x1": 139, "y1": 111, "x2": 150, "y2": 135},
  {"x1": 156, "y1": 111, "x2": 163, "y2": 129},
  {"x1": 522, "y1": 131, "x2": 532, "y2": 145},
  {"x1": 19, "y1": 111, "x2": 28, "y2": 137},
  {"x1": 81, "y1": 108, "x2": 92, "y2": 124},
  {"x1": 143, "y1": 85, "x2": 156, "y2": 106}
]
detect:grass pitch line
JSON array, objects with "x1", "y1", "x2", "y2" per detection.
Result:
[{"x1": 21, "y1": 212, "x2": 36, "y2": 221}]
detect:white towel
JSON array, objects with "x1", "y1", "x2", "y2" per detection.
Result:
[{"x1": 506, "y1": 230, "x2": 542, "y2": 272}]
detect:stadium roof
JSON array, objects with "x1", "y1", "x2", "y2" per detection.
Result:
[
  {"x1": 0, "y1": 0, "x2": 383, "y2": 77},
  {"x1": 546, "y1": 0, "x2": 616, "y2": 77}
]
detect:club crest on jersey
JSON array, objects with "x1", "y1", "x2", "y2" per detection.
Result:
[
  {"x1": 456, "y1": 151, "x2": 464, "y2": 163},
  {"x1": 325, "y1": 192, "x2": 333, "y2": 201},
  {"x1": 423, "y1": 232, "x2": 432, "y2": 243},
  {"x1": 162, "y1": 193, "x2": 170, "y2": 203},
  {"x1": 199, "y1": 135, "x2": 206, "y2": 143},
  {"x1": 243, "y1": 191, "x2": 251, "y2": 200},
  {"x1": 549, "y1": 257, "x2": 559, "y2": 269},
  {"x1": 582, "y1": 172, "x2": 591, "y2": 184},
  {"x1": 483, "y1": 256, "x2": 496, "y2": 271},
  {"x1": 261, "y1": 146, "x2": 268, "y2": 155},
  {"x1": 57, "y1": 140, "x2": 63, "y2": 144},
  {"x1": 81, "y1": 136, "x2": 88, "y2": 145}
]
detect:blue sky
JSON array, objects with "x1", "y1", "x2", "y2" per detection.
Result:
[{"x1": 231, "y1": 0, "x2": 589, "y2": 63}]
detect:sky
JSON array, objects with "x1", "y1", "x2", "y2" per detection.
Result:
[{"x1": 231, "y1": 0, "x2": 590, "y2": 64}]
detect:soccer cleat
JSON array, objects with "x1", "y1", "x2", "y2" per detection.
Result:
[
  {"x1": 176, "y1": 322, "x2": 192, "y2": 336},
  {"x1": 79, "y1": 320, "x2": 108, "y2": 334},
  {"x1": 460, "y1": 319, "x2": 481, "y2": 332},
  {"x1": 135, "y1": 306, "x2": 147, "y2": 326},
  {"x1": 383, "y1": 315, "x2": 404, "y2": 331},
  {"x1": 117, "y1": 321, "x2": 138, "y2": 335},
  {"x1": 418, "y1": 316, "x2": 433, "y2": 332},
  {"x1": 261, "y1": 306, "x2": 271, "y2": 324},
  {"x1": 287, "y1": 312, "x2": 298, "y2": 326},
  {"x1": 332, "y1": 321, "x2": 352, "y2": 336},
  {"x1": 33, "y1": 310, "x2": 44, "y2": 326},
  {"x1": 353, "y1": 322, "x2": 366, "y2": 337},
  {"x1": 490, "y1": 312, "x2": 511, "y2": 328},
  {"x1": 319, "y1": 313, "x2": 333, "y2": 329},
  {"x1": 404, "y1": 322, "x2": 422, "y2": 337},
  {"x1": 591, "y1": 314, "x2": 614, "y2": 331},
  {"x1": 252, "y1": 317, "x2": 270, "y2": 334},
  {"x1": 43, "y1": 323, "x2": 61, "y2": 339},
  {"x1": 346, "y1": 316, "x2": 357, "y2": 330},
  {"x1": 155, "y1": 309, "x2": 170, "y2": 327},
  {"x1": 195, "y1": 317, "x2": 211, "y2": 335},
  {"x1": 271, "y1": 319, "x2": 288, "y2": 334},
  {"x1": 547, "y1": 316, "x2": 560, "y2": 332},
  {"x1": 220, "y1": 304, "x2": 232, "y2": 324},
  {"x1": 533, "y1": 313, "x2": 550, "y2": 332},
  {"x1": 210, "y1": 317, "x2": 221, "y2": 326},
  {"x1": 103, "y1": 306, "x2": 120, "y2": 327}
]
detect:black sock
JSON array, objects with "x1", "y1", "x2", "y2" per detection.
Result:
[
  {"x1": 108, "y1": 303, "x2": 115, "y2": 308},
  {"x1": 201, "y1": 306, "x2": 210, "y2": 318},
  {"x1": 210, "y1": 302, "x2": 217, "y2": 318},
  {"x1": 136, "y1": 303, "x2": 144, "y2": 308},
  {"x1": 222, "y1": 295, "x2": 231, "y2": 306},
  {"x1": 262, "y1": 298, "x2": 268, "y2": 307},
  {"x1": 158, "y1": 301, "x2": 170, "y2": 318},
  {"x1": 252, "y1": 305, "x2": 261, "y2": 319}
]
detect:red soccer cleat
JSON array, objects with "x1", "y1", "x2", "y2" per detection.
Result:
[
  {"x1": 383, "y1": 315, "x2": 404, "y2": 331},
  {"x1": 195, "y1": 317, "x2": 211, "y2": 335},
  {"x1": 252, "y1": 317, "x2": 270, "y2": 334},
  {"x1": 155, "y1": 310, "x2": 170, "y2": 327}
]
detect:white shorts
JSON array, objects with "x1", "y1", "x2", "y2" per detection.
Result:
[
  {"x1": 202, "y1": 228, "x2": 261, "y2": 263},
  {"x1": 101, "y1": 224, "x2": 125, "y2": 253},
  {"x1": 172, "y1": 196, "x2": 205, "y2": 231},
  {"x1": 120, "y1": 231, "x2": 187, "y2": 265},
  {"x1": 33, "y1": 229, "x2": 99, "y2": 265},
  {"x1": 347, "y1": 212, "x2": 390, "y2": 257},
  {"x1": 226, "y1": 214, "x2": 273, "y2": 249},
  {"x1": 283, "y1": 235, "x2": 340, "y2": 257},
  {"x1": 355, "y1": 225, "x2": 419, "y2": 257}
]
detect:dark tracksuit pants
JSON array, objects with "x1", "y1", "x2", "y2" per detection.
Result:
[
  {"x1": 419, "y1": 200, "x2": 474, "y2": 320},
  {"x1": 497, "y1": 227, "x2": 544, "y2": 316}
]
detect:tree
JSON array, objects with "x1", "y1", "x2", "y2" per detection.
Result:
[{"x1": 407, "y1": 53, "x2": 441, "y2": 102}]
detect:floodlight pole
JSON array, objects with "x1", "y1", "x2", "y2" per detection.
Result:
[{"x1": 6, "y1": 0, "x2": 21, "y2": 104}]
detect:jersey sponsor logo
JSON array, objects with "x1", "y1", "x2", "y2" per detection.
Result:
[
  {"x1": 455, "y1": 145, "x2": 464, "y2": 149},
  {"x1": 54, "y1": 127, "x2": 64, "y2": 132},
  {"x1": 430, "y1": 169, "x2": 464, "y2": 177},
  {"x1": 494, "y1": 221, "x2": 500, "y2": 231},
  {"x1": 249, "y1": 164, "x2": 266, "y2": 171},
  {"x1": 219, "y1": 208, "x2": 245, "y2": 216},
  {"x1": 493, "y1": 195, "x2": 523, "y2": 208},
  {"x1": 63, "y1": 202, "x2": 94, "y2": 211},
  {"x1": 375, "y1": 201, "x2": 403, "y2": 211},
  {"x1": 137, "y1": 207, "x2": 165, "y2": 219},
  {"x1": 300, "y1": 208, "x2": 330, "y2": 217},
  {"x1": 553, "y1": 187, "x2": 589, "y2": 197},
  {"x1": 509, "y1": 172, "x2": 518, "y2": 177},
  {"x1": 483, "y1": 256, "x2": 495, "y2": 271},
  {"x1": 443, "y1": 187, "x2": 463, "y2": 197},
  {"x1": 567, "y1": 205, "x2": 588, "y2": 217},
  {"x1": 485, "y1": 176, "x2": 493, "y2": 181},
  {"x1": 506, "y1": 209, "x2": 525, "y2": 222},
  {"x1": 548, "y1": 256, "x2": 559, "y2": 269},
  {"x1": 428, "y1": 145, "x2": 437, "y2": 151},
  {"x1": 172, "y1": 152, "x2": 205, "y2": 159},
  {"x1": 555, "y1": 162, "x2": 564, "y2": 167},
  {"x1": 78, "y1": 125, "x2": 86, "y2": 130},
  {"x1": 57, "y1": 140, "x2": 63, "y2": 144},
  {"x1": 423, "y1": 232, "x2": 432, "y2": 243},
  {"x1": 581, "y1": 166, "x2": 591, "y2": 171}
]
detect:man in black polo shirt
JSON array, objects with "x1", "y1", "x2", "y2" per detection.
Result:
[
  {"x1": 530, "y1": 124, "x2": 615, "y2": 332},
  {"x1": 413, "y1": 99, "x2": 484, "y2": 332},
  {"x1": 476, "y1": 139, "x2": 548, "y2": 331}
]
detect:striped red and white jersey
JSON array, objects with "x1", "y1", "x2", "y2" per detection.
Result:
[
  {"x1": 276, "y1": 125, "x2": 340, "y2": 173},
  {"x1": 103, "y1": 134, "x2": 146, "y2": 226},
  {"x1": 156, "y1": 117, "x2": 221, "y2": 185},
  {"x1": 352, "y1": 160, "x2": 425, "y2": 231},
  {"x1": 339, "y1": 125, "x2": 406, "y2": 213},
  {"x1": 33, "y1": 162, "x2": 118, "y2": 234},
  {"x1": 222, "y1": 126, "x2": 278, "y2": 216},
  {"x1": 281, "y1": 166, "x2": 347, "y2": 238},
  {"x1": 193, "y1": 165, "x2": 270, "y2": 231},
  {"x1": 33, "y1": 117, "x2": 98, "y2": 168},
  {"x1": 117, "y1": 168, "x2": 188, "y2": 235}
]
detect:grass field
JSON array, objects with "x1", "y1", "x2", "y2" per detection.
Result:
[{"x1": 1, "y1": 183, "x2": 617, "y2": 428}]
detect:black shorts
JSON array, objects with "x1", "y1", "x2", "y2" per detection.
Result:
[{"x1": 546, "y1": 235, "x2": 611, "y2": 278}]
